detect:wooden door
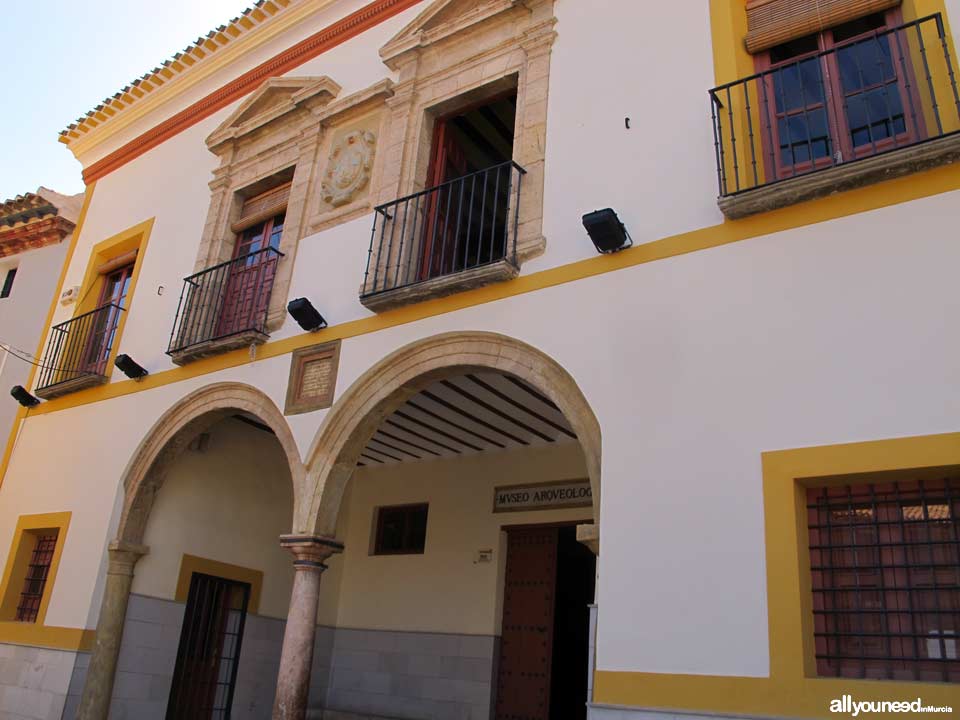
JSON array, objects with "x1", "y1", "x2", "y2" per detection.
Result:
[
  {"x1": 217, "y1": 214, "x2": 282, "y2": 338},
  {"x1": 419, "y1": 119, "x2": 469, "y2": 281},
  {"x1": 167, "y1": 573, "x2": 250, "y2": 720},
  {"x1": 495, "y1": 526, "x2": 559, "y2": 720},
  {"x1": 80, "y1": 264, "x2": 133, "y2": 374}
]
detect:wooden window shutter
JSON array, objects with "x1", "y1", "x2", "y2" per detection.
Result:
[
  {"x1": 232, "y1": 182, "x2": 292, "y2": 233},
  {"x1": 744, "y1": 0, "x2": 901, "y2": 53}
]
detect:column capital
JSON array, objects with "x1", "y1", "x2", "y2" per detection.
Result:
[
  {"x1": 106, "y1": 539, "x2": 149, "y2": 576},
  {"x1": 279, "y1": 534, "x2": 343, "y2": 571},
  {"x1": 576, "y1": 524, "x2": 599, "y2": 556}
]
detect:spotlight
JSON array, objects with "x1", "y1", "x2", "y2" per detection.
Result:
[
  {"x1": 582, "y1": 208, "x2": 632, "y2": 254},
  {"x1": 287, "y1": 298, "x2": 327, "y2": 332},
  {"x1": 115, "y1": 354, "x2": 149, "y2": 380},
  {"x1": 10, "y1": 386, "x2": 39, "y2": 408}
]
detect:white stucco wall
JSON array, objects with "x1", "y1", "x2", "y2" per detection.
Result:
[
  {"x1": 132, "y1": 417, "x2": 296, "y2": 619},
  {"x1": 1, "y1": 0, "x2": 959, "y2": 693},
  {"x1": 0, "y1": 240, "x2": 69, "y2": 460}
]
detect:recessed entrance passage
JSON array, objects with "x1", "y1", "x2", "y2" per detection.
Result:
[{"x1": 496, "y1": 525, "x2": 596, "y2": 720}]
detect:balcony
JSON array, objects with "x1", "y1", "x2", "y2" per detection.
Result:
[
  {"x1": 167, "y1": 247, "x2": 283, "y2": 365},
  {"x1": 710, "y1": 13, "x2": 960, "y2": 219},
  {"x1": 35, "y1": 303, "x2": 123, "y2": 399},
  {"x1": 360, "y1": 160, "x2": 525, "y2": 312}
]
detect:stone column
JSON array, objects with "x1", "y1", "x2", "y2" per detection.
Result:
[
  {"x1": 272, "y1": 535, "x2": 344, "y2": 720},
  {"x1": 76, "y1": 539, "x2": 148, "y2": 720}
]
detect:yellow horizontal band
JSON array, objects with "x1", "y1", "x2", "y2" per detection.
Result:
[{"x1": 0, "y1": 622, "x2": 94, "y2": 652}]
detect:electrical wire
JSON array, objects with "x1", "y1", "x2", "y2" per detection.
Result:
[{"x1": 0, "y1": 341, "x2": 76, "y2": 374}]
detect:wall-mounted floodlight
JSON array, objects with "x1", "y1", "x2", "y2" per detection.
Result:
[
  {"x1": 10, "y1": 385, "x2": 39, "y2": 408},
  {"x1": 287, "y1": 298, "x2": 328, "y2": 332},
  {"x1": 115, "y1": 354, "x2": 149, "y2": 380},
  {"x1": 582, "y1": 208, "x2": 633, "y2": 254}
]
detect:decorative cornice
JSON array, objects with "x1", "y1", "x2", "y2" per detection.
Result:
[
  {"x1": 78, "y1": 0, "x2": 424, "y2": 185},
  {"x1": 0, "y1": 216, "x2": 75, "y2": 259},
  {"x1": 60, "y1": 0, "x2": 300, "y2": 149}
]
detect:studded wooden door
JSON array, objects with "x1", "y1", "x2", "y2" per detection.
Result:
[{"x1": 495, "y1": 526, "x2": 559, "y2": 720}]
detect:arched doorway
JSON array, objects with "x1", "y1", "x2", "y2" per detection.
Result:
[
  {"x1": 77, "y1": 383, "x2": 305, "y2": 720},
  {"x1": 294, "y1": 332, "x2": 601, "y2": 720}
]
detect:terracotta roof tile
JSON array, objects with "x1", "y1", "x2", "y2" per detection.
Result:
[{"x1": 59, "y1": 0, "x2": 296, "y2": 146}]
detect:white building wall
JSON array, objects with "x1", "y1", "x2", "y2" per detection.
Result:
[
  {"x1": 0, "y1": 240, "x2": 69, "y2": 459},
  {"x1": 1, "y1": 2, "x2": 959, "y2": 715}
]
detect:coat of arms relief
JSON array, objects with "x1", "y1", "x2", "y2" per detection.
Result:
[{"x1": 321, "y1": 129, "x2": 377, "y2": 207}]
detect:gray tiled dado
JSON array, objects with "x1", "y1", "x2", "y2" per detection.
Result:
[
  {"x1": 60, "y1": 594, "x2": 332, "y2": 720},
  {"x1": 0, "y1": 643, "x2": 78, "y2": 720},
  {"x1": 324, "y1": 628, "x2": 498, "y2": 720},
  {"x1": 52, "y1": 593, "x2": 495, "y2": 720}
]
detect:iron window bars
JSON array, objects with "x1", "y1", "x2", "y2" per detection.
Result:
[
  {"x1": 14, "y1": 533, "x2": 58, "y2": 623},
  {"x1": 35, "y1": 302, "x2": 124, "y2": 394},
  {"x1": 361, "y1": 160, "x2": 525, "y2": 299},
  {"x1": 167, "y1": 246, "x2": 283, "y2": 355},
  {"x1": 166, "y1": 573, "x2": 250, "y2": 720},
  {"x1": 807, "y1": 478, "x2": 960, "y2": 683},
  {"x1": 709, "y1": 13, "x2": 960, "y2": 197}
]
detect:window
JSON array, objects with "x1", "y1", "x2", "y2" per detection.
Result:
[
  {"x1": 373, "y1": 504, "x2": 429, "y2": 555},
  {"x1": 14, "y1": 532, "x2": 58, "y2": 623},
  {"x1": 168, "y1": 182, "x2": 288, "y2": 361},
  {"x1": 807, "y1": 478, "x2": 960, "y2": 682},
  {"x1": 757, "y1": 10, "x2": 919, "y2": 178},
  {"x1": 0, "y1": 267, "x2": 15, "y2": 298}
]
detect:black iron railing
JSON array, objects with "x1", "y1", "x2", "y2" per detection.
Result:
[
  {"x1": 361, "y1": 160, "x2": 525, "y2": 298},
  {"x1": 709, "y1": 14, "x2": 960, "y2": 197},
  {"x1": 36, "y1": 303, "x2": 124, "y2": 393},
  {"x1": 167, "y1": 246, "x2": 282, "y2": 355}
]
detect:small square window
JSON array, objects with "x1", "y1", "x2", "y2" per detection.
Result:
[
  {"x1": 373, "y1": 504, "x2": 428, "y2": 555},
  {"x1": 1, "y1": 268, "x2": 16, "y2": 299}
]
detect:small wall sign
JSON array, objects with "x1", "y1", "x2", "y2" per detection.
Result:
[{"x1": 493, "y1": 480, "x2": 592, "y2": 513}]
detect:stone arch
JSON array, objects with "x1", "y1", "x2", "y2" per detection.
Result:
[
  {"x1": 116, "y1": 381, "x2": 305, "y2": 546},
  {"x1": 302, "y1": 331, "x2": 601, "y2": 537}
]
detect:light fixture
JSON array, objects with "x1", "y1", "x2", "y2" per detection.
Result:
[
  {"x1": 582, "y1": 208, "x2": 632, "y2": 254},
  {"x1": 287, "y1": 298, "x2": 327, "y2": 332},
  {"x1": 10, "y1": 385, "x2": 39, "y2": 407},
  {"x1": 115, "y1": 354, "x2": 149, "y2": 380}
]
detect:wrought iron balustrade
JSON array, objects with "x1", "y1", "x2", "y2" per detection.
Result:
[
  {"x1": 361, "y1": 160, "x2": 525, "y2": 299},
  {"x1": 167, "y1": 246, "x2": 283, "y2": 357},
  {"x1": 35, "y1": 302, "x2": 124, "y2": 398},
  {"x1": 709, "y1": 14, "x2": 960, "y2": 197}
]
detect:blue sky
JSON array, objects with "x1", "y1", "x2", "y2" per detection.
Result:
[{"x1": 0, "y1": 0, "x2": 251, "y2": 202}]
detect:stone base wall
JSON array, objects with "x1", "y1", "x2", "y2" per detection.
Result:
[
  {"x1": 324, "y1": 628, "x2": 497, "y2": 720},
  {"x1": 588, "y1": 705, "x2": 780, "y2": 720},
  {"x1": 61, "y1": 594, "x2": 332, "y2": 720},
  {"x1": 0, "y1": 644, "x2": 78, "y2": 720},
  {"x1": 55, "y1": 594, "x2": 496, "y2": 720}
]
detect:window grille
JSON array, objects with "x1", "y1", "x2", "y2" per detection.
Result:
[{"x1": 807, "y1": 478, "x2": 960, "y2": 682}]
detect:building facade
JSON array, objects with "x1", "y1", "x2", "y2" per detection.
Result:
[
  {"x1": 0, "y1": 1, "x2": 958, "y2": 719},
  {"x1": 0, "y1": 189, "x2": 82, "y2": 473}
]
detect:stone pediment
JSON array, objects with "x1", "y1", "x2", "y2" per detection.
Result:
[
  {"x1": 380, "y1": 0, "x2": 522, "y2": 69},
  {"x1": 207, "y1": 76, "x2": 341, "y2": 153}
]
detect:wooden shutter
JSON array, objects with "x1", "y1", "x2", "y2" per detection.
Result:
[
  {"x1": 95, "y1": 249, "x2": 138, "y2": 275},
  {"x1": 231, "y1": 182, "x2": 291, "y2": 233},
  {"x1": 745, "y1": 0, "x2": 901, "y2": 53}
]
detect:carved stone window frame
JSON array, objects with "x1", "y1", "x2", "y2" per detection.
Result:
[
  {"x1": 362, "y1": 0, "x2": 557, "y2": 309},
  {"x1": 200, "y1": 76, "x2": 341, "y2": 333}
]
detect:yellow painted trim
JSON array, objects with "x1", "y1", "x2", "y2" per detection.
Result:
[
  {"x1": 14, "y1": 160, "x2": 960, "y2": 421},
  {"x1": 595, "y1": 432, "x2": 960, "y2": 717},
  {"x1": 0, "y1": 183, "x2": 95, "y2": 490},
  {"x1": 70, "y1": 217, "x2": 155, "y2": 383},
  {"x1": 175, "y1": 554, "x2": 264, "y2": 615},
  {"x1": 0, "y1": 512, "x2": 72, "y2": 627},
  {"x1": 0, "y1": 623, "x2": 95, "y2": 652}
]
